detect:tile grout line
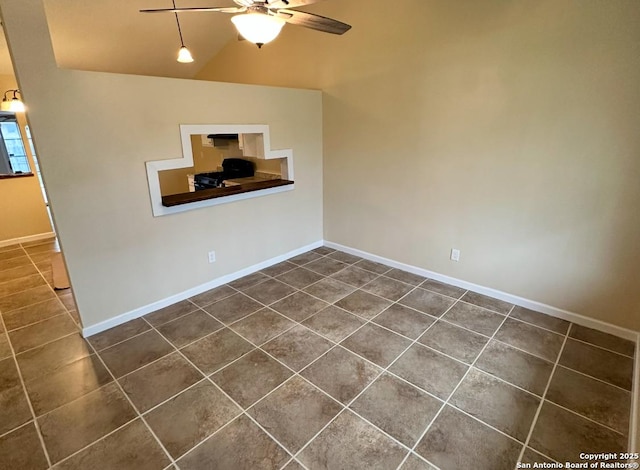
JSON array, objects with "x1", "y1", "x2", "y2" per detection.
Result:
[
  {"x1": 200, "y1": 300, "x2": 447, "y2": 420},
  {"x1": 5, "y1": 244, "x2": 83, "y2": 375},
  {"x1": 114, "y1": 251, "x2": 638, "y2": 465},
  {"x1": 506, "y1": 298, "x2": 635, "y2": 358},
  {"x1": 5, "y1": 250, "x2": 384, "y2": 465},
  {"x1": 16, "y1": 243, "x2": 167, "y2": 465},
  {"x1": 0, "y1": 298, "x2": 68, "y2": 331},
  {"x1": 0, "y1": 267, "x2": 43, "y2": 285},
  {"x1": 139, "y1": 370, "x2": 247, "y2": 467},
  {"x1": 0, "y1": 273, "x2": 49, "y2": 297},
  {"x1": 488, "y1": 336, "x2": 559, "y2": 364},
  {"x1": 0, "y1": 289, "x2": 61, "y2": 317},
  {"x1": 142, "y1": 266, "x2": 433, "y2": 468},
  {"x1": 24, "y1": 246, "x2": 57, "y2": 296},
  {"x1": 465, "y1": 364, "x2": 545, "y2": 399},
  {"x1": 186, "y1": 290, "x2": 236, "y2": 310},
  {"x1": 0, "y1": 248, "x2": 30, "y2": 267},
  {"x1": 552, "y1": 362, "x2": 633, "y2": 394},
  {"x1": 0, "y1": 244, "x2": 23, "y2": 254},
  {"x1": 0, "y1": 419, "x2": 37, "y2": 441},
  {"x1": 24, "y1": 244, "x2": 80, "y2": 331},
  {"x1": 140, "y1": 283, "x2": 352, "y2": 465},
  {"x1": 236, "y1": 258, "x2": 477, "y2": 339},
  {"x1": 398, "y1": 304, "x2": 516, "y2": 469},
  {"x1": 4, "y1": 310, "x2": 74, "y2": 334},
  {"x1": 514, "y1": 323, "x2": 573, "y2": 467},
  {"x1": 92, "y1": 256, "x2": 526, "y2": 469},
  {"x1": 96, "y1": 251, "x2": 635, "y2": 466},
  {"x1": 504, "y1": 311, "x2": 569, "y2": 336},
  {"x1": 133, "y1": 290, "x2": 320, "y2": 381},
  {"x1": 561, "y1": 335, "x2": 635, "y2": 359},
  {"x1": 15, "y1": 354, "x2": 110, "y2": 421},
  {"x1": 3, "y1": 245, "x2": 61, "y2": 465},
  {"x1": 22, "y1": 245, "x2": 50, "y2": 272},
  {"x1": 82, "y1": 340, "x2": 178, "y2": 469},
  {"x1": 58, "y1": 310, "x2": 249, "y2": 468},
  {"x1": 4, "y1": 351, "x2": 187, "y2": 459},
  {"x1": 519, "y1": 446, "x2": 560, "y2": 465},
  {"x1": 136, "y1": 316, "x2": 302, "y2": 468},
  {"x1": 136, "y1": 376, "x2": 238, "y2": 423},
  {"x1": 93, "y1": 298, "x2": 232, "y2": 354},
  {"x1": 38, "y1": 402, "x2": 143, "y2": 468},
  {"x1": 98, "y1": 254, "x2": 639, "y2": 414},
  {"x1": 277, "y1": 277, "x2": 546, "y2": 369},
  {"x1": 228, "y1": 305, "x2": 450, "y2": 410},
  {"x1": 55, "y1": 249, "x2": 633, "y2": 469},
  {"x1": 11, "y1": 329, "x2": 80, "y2": 357},
  {"x1": 413, "y1": 311, "x2": 575, "y2": 366},
  {"x1": 28, "y1": 344, "x2": 216, "y2": 423},
  {"x1": 415, "y1": 304, "x2": 632, "y2": 378},
  {"x1": 6, "y1": 288, "x2": 611, "y2": 465},
  {"x1": 0, "y1": 290, "x2": 53, "y2": 467},
  {"x1": 0, "y1": 295, "x2": 65, "y2": 321},
  {"x1": 287, "y1": 282, "x2": 458, "y2": 470},
  {"x1": 541, "y1": 399, "x2": 628, "y2": 437}
]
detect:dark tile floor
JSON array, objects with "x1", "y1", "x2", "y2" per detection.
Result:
[{"x1": 0, "y1": 243, "x2": 636, "y2": 469}]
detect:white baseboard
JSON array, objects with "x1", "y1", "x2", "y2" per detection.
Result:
[
  {"x1": 333, "y1": 237, "x2": 639, "y2": 450},
  {"x1": 0, "y1": 231, "x2": 56, "y2": 248},
  {"x1": 82, "y1": 239, "x2": 323, "y2": 337},
  {"x1": 80, "y1": 237, "x2": 639, "y2": 450},
  {"x1": 324, "y1": 241, "x2": 639, "y2": 342}
]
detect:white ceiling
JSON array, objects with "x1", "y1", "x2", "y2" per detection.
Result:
[
  {"x1": 1, "y1": 0, "x2": 244, "y2": 79},
  {"x1": 1, "y1": 0, "x2": 346, "y2": 80}
]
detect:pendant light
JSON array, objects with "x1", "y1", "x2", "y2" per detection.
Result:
[
  {"x1": 0, "y1": 89, "x2": 25, "y2": 112},
  {"x1": 173, "y1": 0, "x2": 193, "y2": 63}
]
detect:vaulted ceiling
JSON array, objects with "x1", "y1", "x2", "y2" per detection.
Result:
[
  {"x1": 1, "y1": 0, "x2": 243, "y2": 79},
  {"x1": 1, "y1": 0, "x2": 343, "y2": 80},
  {"x1": 45, "y1": 0, "x2": 243, "y2": 78}
]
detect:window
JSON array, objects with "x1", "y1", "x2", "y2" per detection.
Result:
[{"x1": 0, "y1": 112, "x2": 30, "y2": 175}]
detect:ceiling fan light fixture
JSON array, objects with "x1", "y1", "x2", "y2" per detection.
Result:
[
  {"x1": 231, "y1": 12, "x2": 285, "y2": 47},
  {"x1": 177, "y1": 45, "x2": 194, "y2": 63}
]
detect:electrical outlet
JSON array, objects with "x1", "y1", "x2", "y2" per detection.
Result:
[
  {"x1": 450, "y1": 248, "x2": 460, "y2": 262},
  {"x1": 208, "y1": 251, "x2": 216, "y2": 263}
]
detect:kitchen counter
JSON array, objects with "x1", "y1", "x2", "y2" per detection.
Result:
[
  {"x1": 0, "y1": 172, "x2": 34, "y2": 179},
  {"x1": 161, "y1": 178, "x2": 294, "y2": 207},
  {"x1": 223, "y1": 176, "x2": 276, "y2": 187}
]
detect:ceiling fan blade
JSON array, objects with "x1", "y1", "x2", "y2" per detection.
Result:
[
  {"x1": 139, "y1": 6, "x2": 245, "y2": 13},
  {"x1": 266, "y1": 0, "x2": 323, "y2": 8},
  {"x1": 277, "y1": 9, "x2": 351, "y2": 35}
]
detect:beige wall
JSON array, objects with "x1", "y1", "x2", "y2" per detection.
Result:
[
  {"x1": 0, "y1": 74, "x2": 51, "y2": 243},
  {"x1": 198, "y1": 0, "x2": 640, "y2": 331},
  {"x1": 1, "y1": 0, "x2": 323, "y2": 330}
]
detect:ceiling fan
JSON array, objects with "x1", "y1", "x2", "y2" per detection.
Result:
[{"x1": 140, "y1": 0, "x2": 351, "y2": 49}]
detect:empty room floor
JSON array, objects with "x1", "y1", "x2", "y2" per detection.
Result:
[{"x1": 0, "y1": 244, "x2": 636, "y2": 469}]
